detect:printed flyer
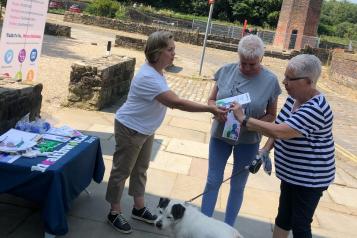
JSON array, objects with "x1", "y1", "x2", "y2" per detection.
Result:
[
  {"x1": 216, "y1": 93, "x2": 251, "y2": 141},
  {"x1": 0, "y1": 0, "x2": 49, "y2": 82}
]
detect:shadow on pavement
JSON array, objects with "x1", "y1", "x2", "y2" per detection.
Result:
[{"x1": 42, "y1": 35, "x2": 85, "y2": 61}]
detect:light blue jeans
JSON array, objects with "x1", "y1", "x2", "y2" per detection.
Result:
[{"x1": 201, "y1": 137, "x2": 259, "y2": 226}]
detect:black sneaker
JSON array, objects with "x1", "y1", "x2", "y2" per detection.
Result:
[
  {"x1": 107, "y1": 212, "x2": 132, "y2": 234},
  {"x1": 131, "y1": 207, "x2": 157, "y2": 224}
]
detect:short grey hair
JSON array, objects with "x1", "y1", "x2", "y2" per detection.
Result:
[
  {"x1": 238, "y1": 34, "x2": 265, "y2": 59},
  {"x1": 287, "y1": 54, "x2": 322, "y2": 86},
  {"x1": 145, "y1": 31, "x2": 173, "y2": 64}
]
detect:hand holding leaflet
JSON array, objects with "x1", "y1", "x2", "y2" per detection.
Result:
[{"x1": 216, "y1": 93, "x2": 251, "y2": 141}]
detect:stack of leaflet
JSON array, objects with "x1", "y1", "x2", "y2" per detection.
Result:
[
  {"x1": 0, "y1": 129, "x2": 42, "y2": 153},
  {"x1": 45, "y1": 125, "x2": 83, "y2": 139}
]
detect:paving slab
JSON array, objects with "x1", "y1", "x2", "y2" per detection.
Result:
[
  {"x1": 169, "y1": 117, "x2": 211, "y2": 133},
  {"x1": 150, "y1": 150, "x2": 192, "y2": 175},
  {"x1": 156, "y1": 125, "x2": 206, "y2": 143},
  {"x1": 225, "y1": 186, "x2": 280, "y2": 220},
  {"x1": 315, "y1": 209, "x2": 357, "y2": 236},
  {"x1": 170, "y1": 174, "x2": 206, "y2": 206},
  {"x1": 245, "y1": 172, "x2": 281, "y2": 193},
  {"x1": 334, "y1": 167, "x2": 357, "y2": 188},
  {"x1": 146, "y1": 168, "x2": 178, "y2": 198},
  {"x1": 166, "y1": 138, "x2": 208, "y2": 159},
  {"x1": 165, "y1": 109, "x2": 212, "y2": 123},
  {"x1": 327, "y1": 184, "x2": 357, "y2": 208}
]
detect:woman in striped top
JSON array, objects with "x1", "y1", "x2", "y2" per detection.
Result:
[{"x1": 232, "y1": 54, "x2": 335, "y2": 238}]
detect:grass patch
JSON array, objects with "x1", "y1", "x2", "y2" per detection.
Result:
[{"x1": 48, "y1": 9, "x2": 66, "y2": 15}]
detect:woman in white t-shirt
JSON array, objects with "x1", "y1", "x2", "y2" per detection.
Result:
[{"x1": 105, "y1": 31, "x2": 227, "y2": 234}]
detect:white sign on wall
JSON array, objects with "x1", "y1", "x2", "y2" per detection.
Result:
[{"x1": 0, "y1": 0, "x2": 49, "y2": 82}]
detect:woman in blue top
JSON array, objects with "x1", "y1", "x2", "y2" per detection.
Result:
[
  {"x1": 232, "y1": 54, "x2": 335, "y2": 238},
  {"x1": 201, "y1": 34, "x2": 281, "y2": 226}
]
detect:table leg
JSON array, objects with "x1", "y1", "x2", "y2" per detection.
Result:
[
  {"x1": 44, "y1": 232, "x2": 56, "y2": 238},
  {"x1": 84, "y1": 188, "x2": 91, "y2": 196}
]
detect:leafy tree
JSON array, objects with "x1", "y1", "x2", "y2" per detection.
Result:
[
  {"x1": 320, "y1": 0, "x2": 357, "y2": 40},
  {"x1": 86, "y1": 0, "x2": 126, "y2": 19}
]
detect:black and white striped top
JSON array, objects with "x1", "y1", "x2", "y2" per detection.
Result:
[{"x1": 274, "y1": 94, "x2": 335, "y2": 188}]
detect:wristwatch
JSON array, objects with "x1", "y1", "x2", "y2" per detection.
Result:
[{"x1": 242, "y1": 116, "x2": 250, "y2": 127}]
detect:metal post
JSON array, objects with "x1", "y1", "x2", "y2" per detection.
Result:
[
  {"x1": 199, "y1": 3, "x2": 214, "y2": 76},
  {"x1": 348, "y1": 40, "x2": 353, "y2": 51}
]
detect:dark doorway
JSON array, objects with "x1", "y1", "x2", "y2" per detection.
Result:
[{"x1": 289, "y1": 30, "x2": 298, "y2": 49}]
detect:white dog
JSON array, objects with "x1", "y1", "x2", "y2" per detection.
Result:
[{"x1": 155, "y1": 198, "x2": 243, "y2": 238}]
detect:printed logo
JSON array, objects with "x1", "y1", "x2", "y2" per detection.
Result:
[
  {"x1": 4, "y1": 49, "x2": 14, "y2": 64},
  {"x1": 26, "y1": 69, "x2": 35, "y2": 81},
  {"x1": 18, "y1": 49, "x2": 26, "y2": 63},
  {"x1": 30, "y1": 48, "x2": 37, "y2": 62}
]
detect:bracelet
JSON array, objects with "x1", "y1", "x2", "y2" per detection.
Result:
[{"x1": 242, "y1": 116, "x2": 250, "y2": 127}]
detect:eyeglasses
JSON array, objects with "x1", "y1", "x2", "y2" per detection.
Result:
[{"x1": 283, "y1": 76, "x2": 309, "y2": 81}]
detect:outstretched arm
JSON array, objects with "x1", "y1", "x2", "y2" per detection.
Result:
[
  {"x1": 231, "y1": 102, "x2": 302, "y2": 140},
  {"x1": 156, "y1": 90, "x2": 227, "y2": 118}
]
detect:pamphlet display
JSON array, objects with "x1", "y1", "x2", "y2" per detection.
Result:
[{"x1": 0, "y1": 0, "x2": 49, "y2": 81}]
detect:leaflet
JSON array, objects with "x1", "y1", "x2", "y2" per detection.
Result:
[
  {"x1": 216, "y1": 93, "x2": 251, "y2": 109},
  {"x1": 216, "y1": 93, "x2": 251, "y2": 141}
]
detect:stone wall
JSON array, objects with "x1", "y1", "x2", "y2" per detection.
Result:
[
  {"x1": 0, "y1": 81, "x2": 42, "y2": 134},
  {"x1": 329, "y1": 51, "x2": 357, "y2": 89},
  {"x1": 115, "y1": 35, "x2": 146, "y2": 51},
  {"x1": 66, "y1": 55, "x2": 135, "y2": 110},
  {"x1": 300, "y1": 46, "x2": 331, "y2": 65},
  {"x1": 64, "y1": 12, "x2": 203, "y2": 46},
  {"x1": 45, "y1": 22, "x2": 71, "y2": 37}
]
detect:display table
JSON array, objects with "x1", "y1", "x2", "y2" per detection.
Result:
[{"x1": 0, "y1": 135, "x2": 105, "y2": 236}]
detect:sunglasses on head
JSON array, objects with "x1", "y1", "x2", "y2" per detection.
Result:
[{"x1": 284, "y1": 76, "x2": 309, "y2": 81}]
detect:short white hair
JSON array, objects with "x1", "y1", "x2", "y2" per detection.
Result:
[
  {"x1": 287, "y1": 54, "x2": 321, "y2": 86},
  {"x1": 238, "y1": 35, "x2": 265, "y2": 59}
]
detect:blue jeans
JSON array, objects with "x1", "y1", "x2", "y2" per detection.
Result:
[{"x1": 201, "y1": 137, "x2": 259, "y2": 226}]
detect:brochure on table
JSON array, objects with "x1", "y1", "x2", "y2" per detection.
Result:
[
  {"x1": 0, "y1": 129, "x2": 41, "y2": 153},
  {"x1": 216, "y1": 93, "x2": 251, "y2": 141},
  {"x1": 0, "y1": 125, "x2": 82, "y2": 164}
]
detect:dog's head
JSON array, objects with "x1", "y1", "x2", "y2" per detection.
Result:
[{"x1": 155, "y1": 197, "x2": 186, "y2": 229}]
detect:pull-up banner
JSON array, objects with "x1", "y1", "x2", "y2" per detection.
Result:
[{"x1": 0, "y1": 0, "x2": 49, "y2": 82}]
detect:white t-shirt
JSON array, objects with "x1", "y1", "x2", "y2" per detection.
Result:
[{"x1": 115, "y1": 63, "x2": 170, "y2": 135}]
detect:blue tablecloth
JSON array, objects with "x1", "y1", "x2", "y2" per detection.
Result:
[{"x1": 0, "y1": 135, "x2": 105, "y2": 235}]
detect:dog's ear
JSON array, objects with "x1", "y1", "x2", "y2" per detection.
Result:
[
  {"x1": 171, "y1": 204, "x2": 186, "y2": 220},
  {"x1": 158, "y1": 197, "x2": 170, "y2": 208}
]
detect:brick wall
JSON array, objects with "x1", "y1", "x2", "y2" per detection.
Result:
[
  {"x1": 273, "y1": 0, "x2": 322, "y2": 50},
  {"x1": 329, "y1": 52, "x2": 357, "y2": 89}
]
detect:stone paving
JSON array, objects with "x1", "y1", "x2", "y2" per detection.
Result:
[{"x1": 1, "y1": 13, "x2": 357, "y2": 238}]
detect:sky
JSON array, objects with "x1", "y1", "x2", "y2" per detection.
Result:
[{"x1": 347, "y1": 0, "x2": 357, "y2": 4}]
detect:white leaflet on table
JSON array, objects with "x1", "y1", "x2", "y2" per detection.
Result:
[
  {"x1": 46, "y1": 126, "x2": 83, "y2": 138},
  {"x1": 222, "y1": 111, "x2": 240, "y2": 141},
  {"x1": 216, "y1": 93, "x2": 251, "y2": 109},
  {"x1": 42, "y1": 134, "x2": 71, "y2": 143},
  {"x1": 0, "y1": 129, "x2": 41, "y2": 153}
]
